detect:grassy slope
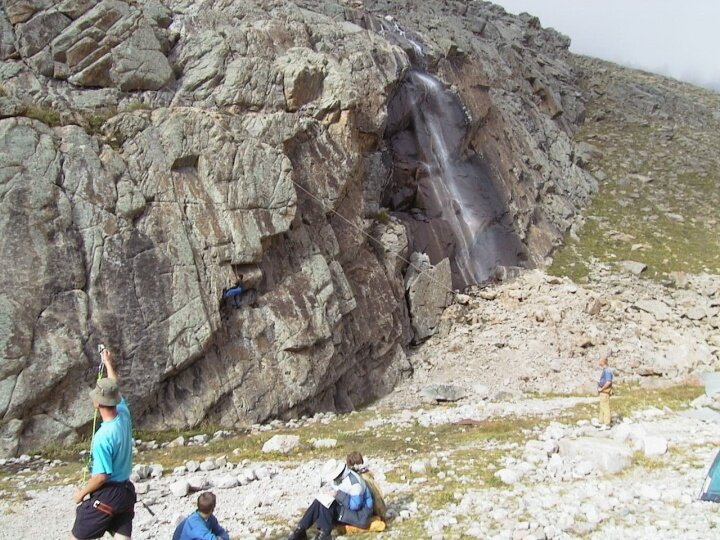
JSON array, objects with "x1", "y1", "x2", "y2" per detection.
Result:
[{"x1": 550, "y1": 56, "x2": 720, "y2": 281}]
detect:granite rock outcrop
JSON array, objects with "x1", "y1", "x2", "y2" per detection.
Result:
[{"x1": 0, "y1": 0, "x2": 596, "y2": 455}]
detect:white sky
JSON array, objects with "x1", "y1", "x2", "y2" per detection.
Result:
[{"x1": 491, "y1": 0, "x2": 720, "y2": 91}]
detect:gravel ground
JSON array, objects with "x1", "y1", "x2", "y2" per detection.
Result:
[{"x1": 2, "y1": 396, "x2": 720, "y2": 540}]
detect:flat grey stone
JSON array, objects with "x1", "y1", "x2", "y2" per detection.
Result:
[
  {"x1": 634, "y1": 299, "x2": 672, "y2": 321},
  {"x1": 420, "y1": 383, "x2": 467, "y2": 403},
  {"x1": 680, "y1": 407, "x2": 720, "y2": 423},
  {"x1": 620, "y1": 260, "x2": 647, "y2": 275},
  {"x1": 559, "y1": 437, "x2": 632, "y2": 474},
  {"x1": 702, "y1": 372, "x2": 720, "y2": 397}
]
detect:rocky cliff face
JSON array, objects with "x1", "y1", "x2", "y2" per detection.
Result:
[{"x1": 0, "y1": 0, "x2": 596, "y2": 455}]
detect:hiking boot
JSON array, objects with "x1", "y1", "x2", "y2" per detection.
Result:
[
  {"x1": 286, "y1": 528, "x2": 308, "y2": 540},
  {"x1": 313, "y1": 530, "x2": 332, "y2": 540}
]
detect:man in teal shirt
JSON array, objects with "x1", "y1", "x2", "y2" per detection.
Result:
[{"x1": 70, "y1": 348, "x2": 136, "y2": 539}]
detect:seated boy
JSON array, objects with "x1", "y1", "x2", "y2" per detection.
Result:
[{"x1": 172, "y1": 492, "x2": 230, "y2": 540}]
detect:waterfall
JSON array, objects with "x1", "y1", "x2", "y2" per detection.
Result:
[
  {"x1": 409, "y1": 72, "x2": 480, "y2": 286},
  {"x1": 371, "y1": 17, "x2": 526, "y2": 287},
  {"x1": 387, "y1": 70, "x2": 526, "y2": 287}
]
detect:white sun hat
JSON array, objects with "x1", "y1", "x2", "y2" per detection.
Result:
[{"x1": 321, "y1": 458, "x2": 346, "y2": 484}]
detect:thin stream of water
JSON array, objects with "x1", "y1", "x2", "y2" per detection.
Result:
[
  {"x1": 403, "y1": 71, "x2": 525, "y2": 285},
  {"x1": 379, "y1": 18, "x2": 525, "y2": 286}
]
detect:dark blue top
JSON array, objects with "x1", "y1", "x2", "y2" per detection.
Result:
[{"x1": 222, "y1": 285, "x2": 244, "y2": 298}]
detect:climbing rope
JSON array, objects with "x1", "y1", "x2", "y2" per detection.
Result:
[
  {"x1": 289, "y1": 178, "x2": 459, "y2": 296},
  {"x1": 83, "y1": 344, "x2": 105, "y2": 483}
]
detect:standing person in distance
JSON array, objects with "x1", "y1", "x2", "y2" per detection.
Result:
[
  {"x1": 597, "y1": 356, "x2": 614, "y2": 429},
  {"x1": 70, "y1": 347, "x2": 136, "y2": 540}
]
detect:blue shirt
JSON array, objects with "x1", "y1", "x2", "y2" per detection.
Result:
[
  {"x1": 598, "y1": 367, "x2": 613, "y2": 389},
  {"x1": 91, "y1": 398, "x2": 132, "y2": 482},
  {"x1": 172, "y1": 512, "x2": 230, "y2": 540},
  {"x1": 222, "y1": 285, "x2": 244, "y2": 298}
]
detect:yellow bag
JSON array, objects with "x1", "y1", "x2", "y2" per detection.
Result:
[{"x1": 336, "y1": 516, "x2": 386, "y2": 535}]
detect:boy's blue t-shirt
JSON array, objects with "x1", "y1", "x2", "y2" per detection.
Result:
[
  {"x1": 173, "y1": 512, "x2": 230, "y2": 540},
  {"x1": 91, "y1": 398, "x2": 133, "y2": 481},
  {"x1": 598, "y1": 367, "x2": 614, "y2": 388}
]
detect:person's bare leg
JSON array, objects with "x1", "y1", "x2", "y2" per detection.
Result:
[{"x1": 112, "y1": 534, "x2": 131, "y2": 540}]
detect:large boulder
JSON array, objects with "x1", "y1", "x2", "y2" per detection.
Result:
[
  {"x1": 559, "y1": 437, "x2": 633, "y2": 474},
  {"x1": 405, "y1": 253, "x2": 452, "y2": 342}
]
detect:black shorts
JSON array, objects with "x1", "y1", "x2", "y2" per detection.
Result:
[{"x1": 71, "y1": 481, "x2": 136, "y2": 539}]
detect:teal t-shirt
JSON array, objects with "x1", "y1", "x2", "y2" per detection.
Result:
[{"x1": 91, "y1": 398, "x2": 133, "y2": 481}]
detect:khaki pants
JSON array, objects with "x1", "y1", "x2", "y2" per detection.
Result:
[{"x1": 599, "y1": 392, "x2": 611, "y2": 425}]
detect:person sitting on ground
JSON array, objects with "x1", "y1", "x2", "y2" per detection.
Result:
[
  {"x1": 286, "y1": 457, "x2": 373, "y2": 540},
  {"x1": 345, "y1": 452, "x2": 386, "y2": 521},
  {"x1": 172, "y1": 491, "x2": 230, "y2": 540}
]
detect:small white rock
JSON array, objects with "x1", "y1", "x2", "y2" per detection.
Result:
[
  {"x1": 187, "y1": 476, "x2": 208, "y2": 491},
  {"x1": 170, "y1": 480, "x2": 190, "y2": 497},
  {"x1": 199, "y1": 460, "x2": 217, "y2": 472},
  {"x1": 495, "y1": 468, "x2": 523, "y2": 485},
  {"x1": 312, "y1": 439, "x2": 337, "y2": 449},
  {"x1": 643, "y1": 436, "x2": 668, "y2": 457},
  {"x1": 167, "y1": 436, "x2": 185, "y2": 448},
  {"x1": 410, "y1": 460, "x2": 428, "y2": 474},
  {"x1": 211, "y1": 474, "x2": 238, "y2": 489},
  {"x1": 150, "y1": 464, "x2": 164, "y2": 478},
  {"x1": 134, "y1": 482, "x2": 150, "y2": 495}
]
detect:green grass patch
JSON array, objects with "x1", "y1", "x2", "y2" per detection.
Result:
[
  {"x1": 123, "y1": 100, "x2": 152, "y2": 112},
  {"x1": 24, "y1": 105, "x2": 62, "y2": 127},
  {"x1": 85, "y1": 109, "x2": 117, "y2": 135},
  {"x1": 557, "y1": 383, "x2": 703, "y2": 425},
  {"x1": 611, "y1": 384, "x2": 703, "y2": 418},
  {"x1": 370, "y1": 208, "x2": 391, "y2": 224},
  {"x1": 631, "y1": 452, "x2": 667, "y2": 471}
]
